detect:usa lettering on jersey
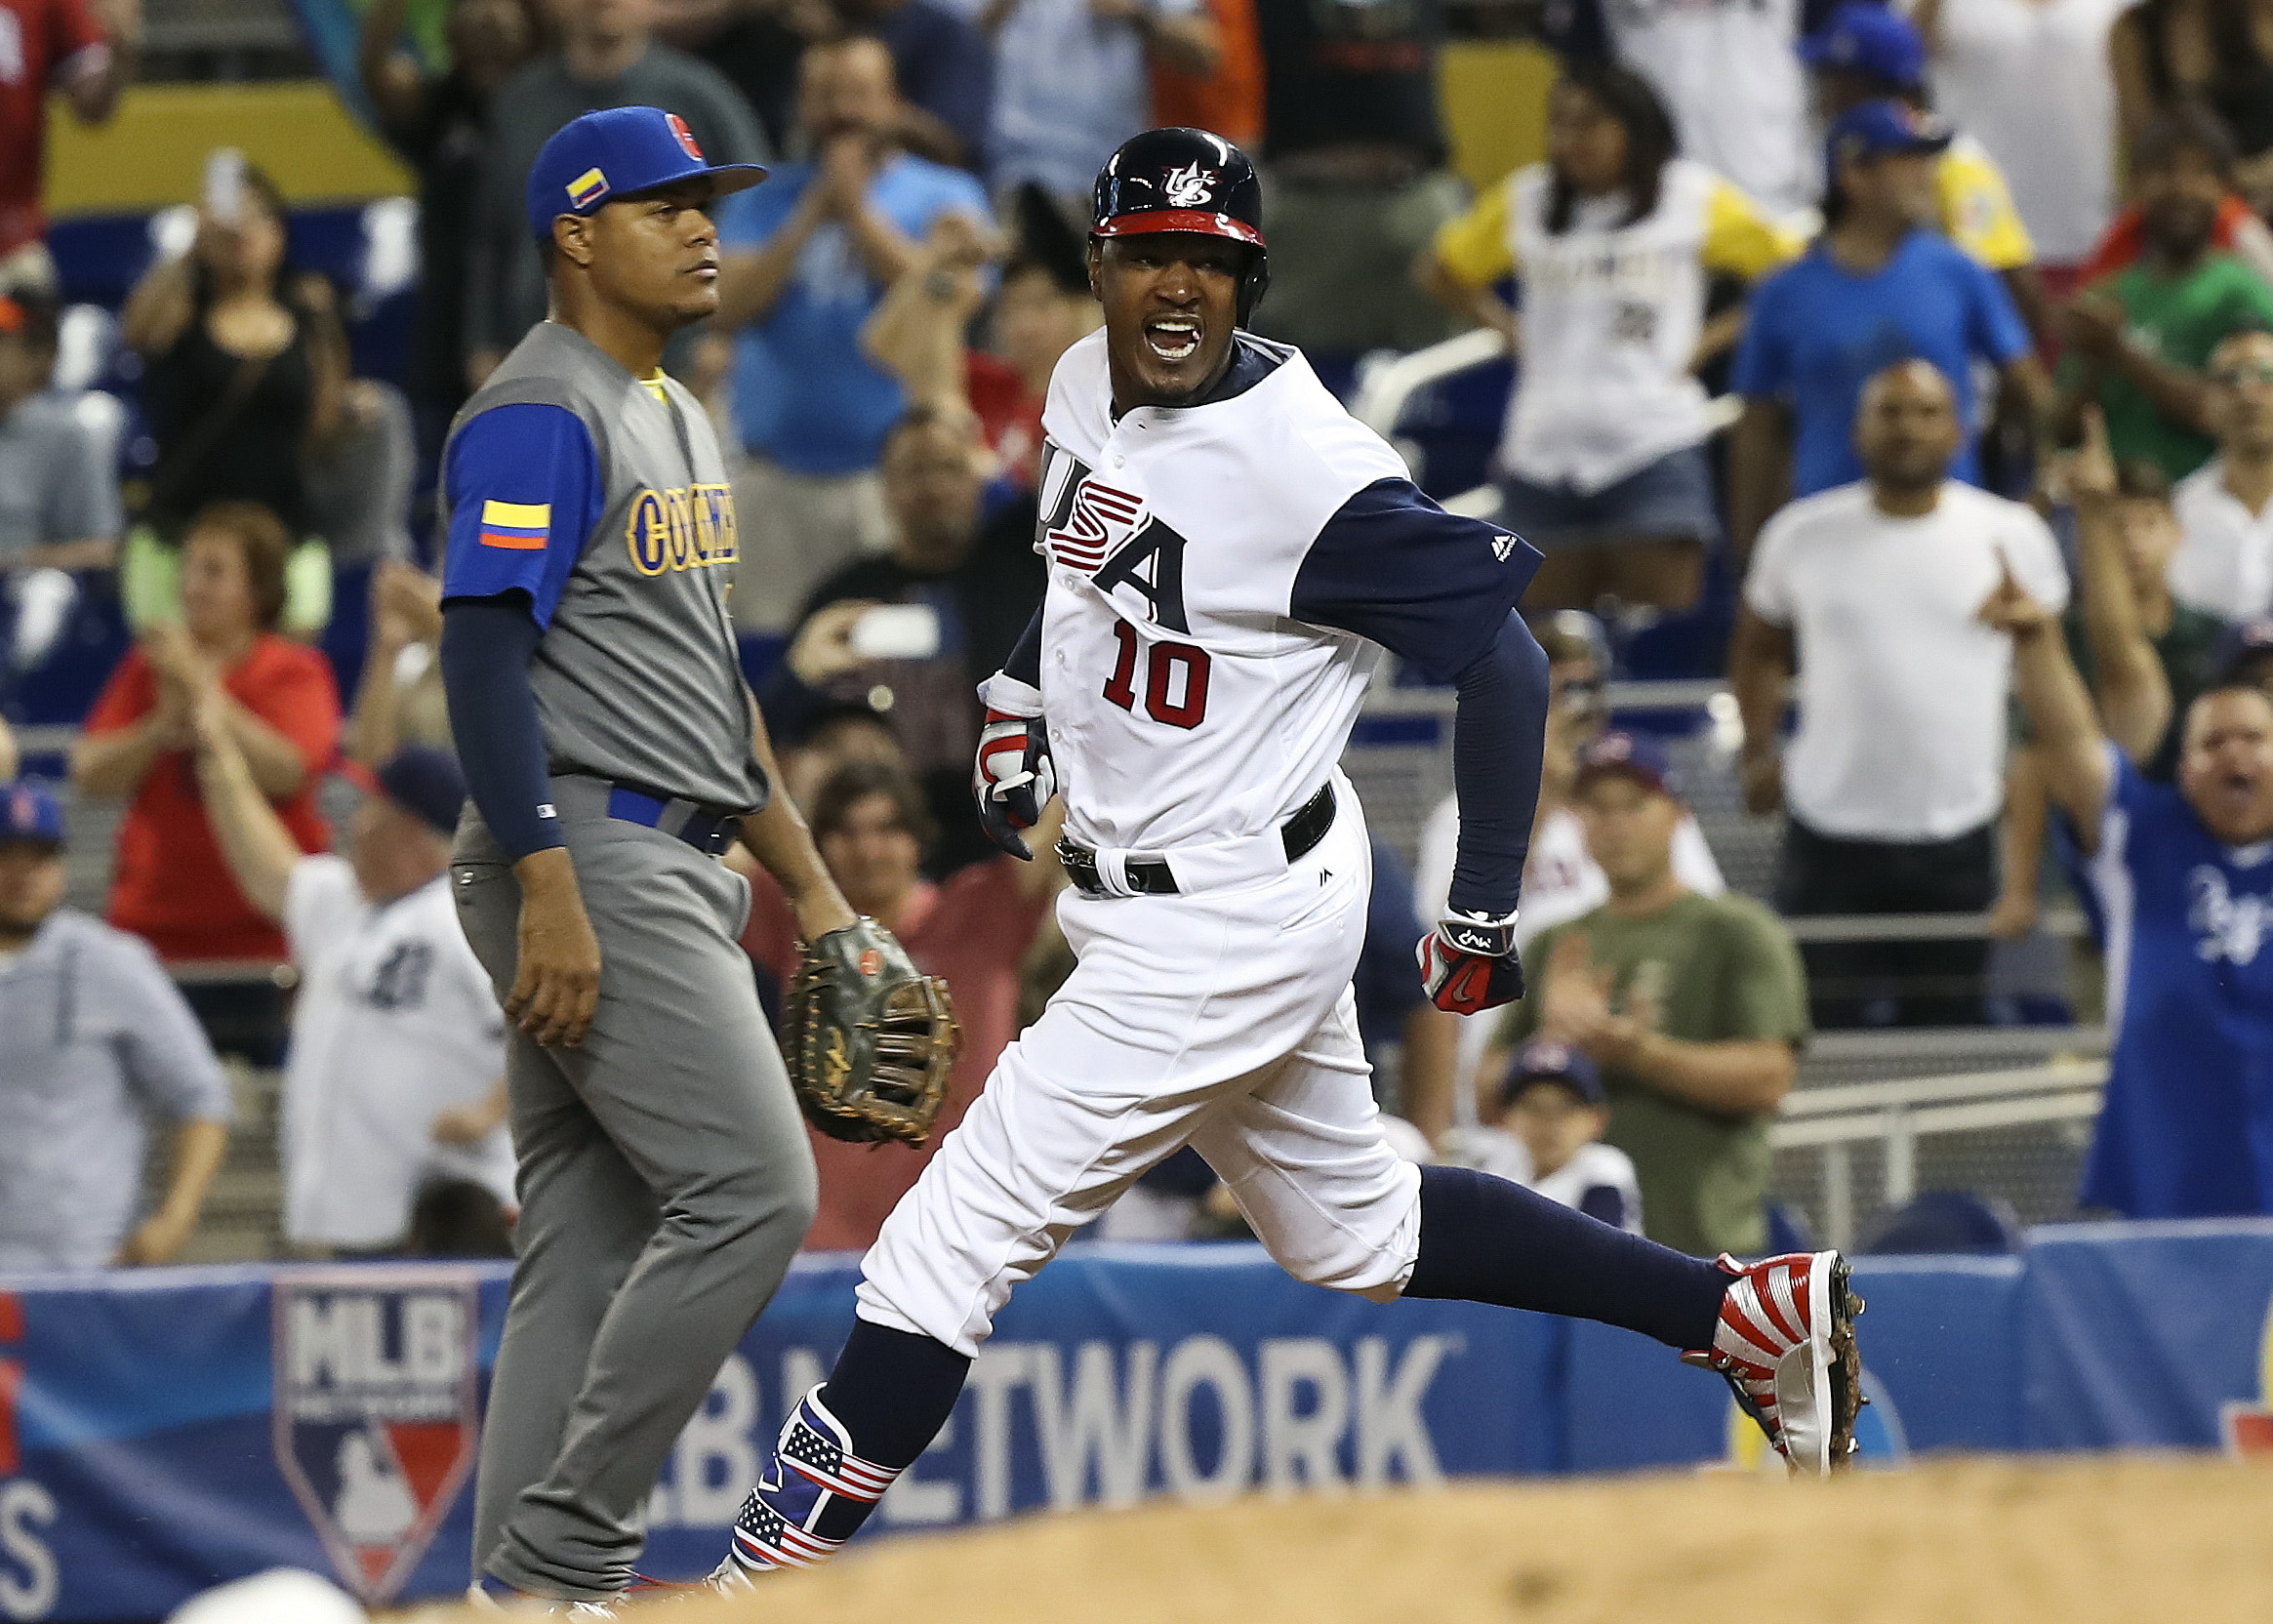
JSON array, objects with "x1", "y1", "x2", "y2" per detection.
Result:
[{"x1": 1038, "y1": 449, "x2": 1191, "y2": 631}]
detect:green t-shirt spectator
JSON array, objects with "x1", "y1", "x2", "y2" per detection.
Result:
[
  {"x1": 1500, "y1": 892, "x2": 1809, "y2": 1258},
  {"x1": 2068, "y1": 255, "x2": 2273, "y2": 482}
]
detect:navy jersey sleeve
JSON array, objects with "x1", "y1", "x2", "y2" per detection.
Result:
[
  {"x1": 440, "y1": 403, "x2": 605, "y2": 627},
  {"x1": 1289, "y1": 477, "x2": 1542, "y2": 681}
]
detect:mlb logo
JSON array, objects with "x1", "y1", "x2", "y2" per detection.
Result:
[{"x1": 272, "y1": 1271, "x2": 482, "y2": 1603}]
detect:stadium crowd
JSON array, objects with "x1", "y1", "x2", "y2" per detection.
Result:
[{"x1": 0, "y1": 0, "x2": 2270, "y2": 1274}]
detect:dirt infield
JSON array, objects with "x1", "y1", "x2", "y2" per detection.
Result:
[{"x1": 405, "y1": 1456, "x2": 2273, "y2": 1623}]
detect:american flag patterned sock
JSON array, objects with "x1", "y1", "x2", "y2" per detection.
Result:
[{"x1": 727, "y1": 1386, "x2": 901, "y2": 1573}]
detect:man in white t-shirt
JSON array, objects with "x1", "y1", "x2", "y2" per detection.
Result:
[
  {"x1": 2170, "y1": 329, "x2": 2273, "y2": 622},
  {"x1": 1730, "y1": 357, "x2": 2069, "y2": 1026},
  {"x1": 191, "y1": 714, "x2": 513, "y2": 1250}
]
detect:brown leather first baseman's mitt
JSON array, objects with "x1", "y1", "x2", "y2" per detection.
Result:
[{"x1": 781, "y1": 918, "x2": 960, "y2": 1145}]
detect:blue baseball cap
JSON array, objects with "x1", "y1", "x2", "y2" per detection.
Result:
[
  {"x1": 525, "y1": 106, "x2": 768, "y2": 243},
  {"x1": 1801, "y1": 1, "x2": 1928, "y2": 90},
  {"x1": 1573, "y1": 729, "x2": 1680, "y2": 797},
  {"x1": 1502, "y1": 1039, "x2": 1606, "y2": 1109},
  {"x1": 375, "y1": 746, "x2": 468, "y2": 837},
  {"x1": 0, "y1": 782, "x2": 63, "y2": 849},
  {"x1": 1825, "y1": 99, "x2": 1955, "y2": 187}
]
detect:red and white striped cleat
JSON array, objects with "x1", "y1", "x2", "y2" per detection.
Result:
[{"x1": 1684, "y1": 1250, "x2": 1864, "y2": 1476}]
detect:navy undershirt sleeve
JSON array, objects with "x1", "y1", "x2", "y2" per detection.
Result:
[
  {"x1": 1289, "y1": 477, "x2": 1547, "y2": 919},
  {"x1": 440, "y1": 594, "x2": 563, "y2": 862},
  {"x1": 999, "y1": 606, "x2": 1043, "y2": 689},
  {"x1": 1446, "y1": 613, "x2": 1550, "y2": 920}
]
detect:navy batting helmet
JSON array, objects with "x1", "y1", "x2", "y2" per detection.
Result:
[{"x1": 1090, "y1": 128, "x2": 1270, "y2": 325}]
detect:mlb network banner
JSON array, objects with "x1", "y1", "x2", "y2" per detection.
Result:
[{"x1": 1, "y1": 1227, "x2": 2272, "y2": 1620}]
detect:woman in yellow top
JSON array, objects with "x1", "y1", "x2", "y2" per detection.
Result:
[{"x1": 1418, "y1": 64, "x2": 1796, "y2": 615}]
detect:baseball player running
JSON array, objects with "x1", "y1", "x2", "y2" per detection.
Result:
[
  {"x1": 717, "y1": 128, "x2": 1863, "y2": 1584},
  {"x1": 436, "y1": 107, "x2": 951, "y2": 1613}
]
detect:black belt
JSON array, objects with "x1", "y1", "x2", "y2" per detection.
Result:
[
  {"x1": 604, "y1": 783, "x2": 740, "y2": 855},
  {"x1": 1058, "y1": 783, "x2": 1336, "y2": 898}
]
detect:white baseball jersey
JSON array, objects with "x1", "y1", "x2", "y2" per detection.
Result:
[
  {"x1": 855, "y1": 330, "x2": 1541, "y2": 1356},
  {"x1": 282, "y1": 858, "x2": 513, "y2": 1247},
  {"x1": 1032, "y1": 327, "x2": 1533, "y2": 858}
]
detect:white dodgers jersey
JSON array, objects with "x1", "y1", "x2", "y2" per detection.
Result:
[{"x1": 1034, "y1": 328, "x2": 1536, "y2": 855}]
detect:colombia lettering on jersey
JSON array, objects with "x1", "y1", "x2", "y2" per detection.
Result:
[
  {"x1": 1038, "y1": 447, "x2": 1191, "y2": 631},
  {"x1": 626, "y1": 483, "x2": 740, "y2": 578}
]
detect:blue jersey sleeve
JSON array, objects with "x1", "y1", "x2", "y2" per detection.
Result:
[
  {"x1": 1289, "y1": 477, "x2": 1542, "y2": 681},
  {"x1": 1965, "y1": 255, "x2": 2033, "y2": 367},
  {"x1": 1729, "y1": 270, "x2": 1793, "y2": 400},
  {"x1": 440, "y1": 403, "x2": 604, "y2": 626}
]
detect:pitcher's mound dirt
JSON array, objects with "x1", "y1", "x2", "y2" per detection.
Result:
[{"x1": 425, "y1": 1456, "x2": 2273, "y2": 1623}]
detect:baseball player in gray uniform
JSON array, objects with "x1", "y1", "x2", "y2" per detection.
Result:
[{"x1": 436, "y1": 106, "x2": 869, "y2": 1613}]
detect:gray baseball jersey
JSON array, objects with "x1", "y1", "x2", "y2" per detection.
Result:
[{"x1": 440, "y1": 319, "x2": 766, "y2": 812}]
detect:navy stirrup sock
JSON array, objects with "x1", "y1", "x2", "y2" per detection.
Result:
[
  {"x1": 1403, "y1": 1163, "x2": 1728, "y2": 1352},
  {"x1": 820, "y1": 1320, "x2": 973, "y2": 1471}
]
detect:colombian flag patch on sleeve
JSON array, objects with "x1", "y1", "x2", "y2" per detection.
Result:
[{"x1": 479, "y1": 500, "x2": 550, "y2": 550}]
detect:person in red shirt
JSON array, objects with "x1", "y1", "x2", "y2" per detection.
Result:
[
  {"x1": 72, "y1": 500, "x2": 340, "y2": 966},
  {"x1": 738, "y1": 757, "x2": 1061, "y2": 1250},
  {"x1": 0, "y1": 0, "x2": 138, "y2": 293}
]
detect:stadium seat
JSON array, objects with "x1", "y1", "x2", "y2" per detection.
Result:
[{"x1": 1856, "y1": 1190, "x2": 2025, "y2": 1256}]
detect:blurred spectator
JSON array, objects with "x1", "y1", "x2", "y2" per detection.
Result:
[
  {"x1": 2058, "y1": 107, "x2": 2273, "y2": 483},
  {"x1": 778, "y1": 695, "x2": 904, "y2": 809},
  {"x1": 1995, "y1": 413, "x2": 2224, "y2": 937},
  {"x1": 0, "y1": 288, "x2": 120, "y2": 673},
  {"x1": 758, "y1": 405, "x2": 1045, "y2": 873},
  {"x1": 1495, "y1": 730, "x2": 1806, "y2": 1259},
  {"x1": 191, "y1": 720, "x2": 511, "y2": 1253},
  {"x1": 346, "y1": 560, "x2": 450, "y2": 768},
  {"x1": 1461, "y1": 1040, "x2": 1644, "y2": 1236},
  {"x1": 1913, "y1": 0, "x2": 2126, "y2": 293},
  {"x1": 653, "y1": 0, "x2": 834, "y2": 153},
  {"x1": 71, "y1": 503, "x2": 340, "y2": 971},
  {"x1": 358, "y1": 0, "x2": 541, "y2": 441},
  {"x1": 714, "y1": 36, "x2": 993, "y2": 630},
  {"x1": 1732, "y1": 360, "x2": 2068, "y2": 1027},
  {"x1": 1729, "y1": 102, "x2": 2041, "y2": 553},
  {"x1": 976, "y1": 0, "x2": 1219, "y2": 204},
  {"x1": 0, "y1": 717, "x2": 17, "y2": 782},
  {"x1": 463, "y1": 0, "x2": 768, "y2": 388},
  {"x1": 0, "y1": 0, "x2": 136, "y2": 295},
  {"x1": 2170, "y1": 327, "x2": 2273, "y2": 619},
  {"x1": 403, "y1": 1176, "x2": 515, "y2": 1257},
  {"x1": 1542, "y1": 0, "x2": 1810, "y2": 217},
  {"x1": 1803, "y1": 2, "x2": 2046, "y2": 334},
  {"x1": 1984, "y1": 550, "x2": 2273, "y2": 1217},
  {"x1": 1419, "y1": 64, "x2": 1795, "y2": 613},
  {"x1": 1249, "y1": 0, "x2": 1463, "y2": 356},
  {"x1": 2221, "y1": 614, "x2": 2273, "y2": 688},
  {"x1": 739, "y1": 758, "x2": 1058, "y2": 1249},
  {"x1": 863, "y1": 190, "x2": 1098, "y2": 489},
  {"x1": 119, "y1": 159, "x2": 347, "y2": 636},
  {"x1": 0, "y1": 782, "x2": 231, "y2": 1270},
  {"x1": 836, "y1": 0, "x2": 995, "y2": 170},
  {"x1": 1148, "y1": 0, "x2": 1263, "y2": 149},
  {"x1": 2110, "y1": 0, "x2": 2273, "y2": 218}
]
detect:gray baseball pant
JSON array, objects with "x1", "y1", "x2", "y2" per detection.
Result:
[{"x1": 452, "y1": 779, "x2": 817, "y2": 1601}]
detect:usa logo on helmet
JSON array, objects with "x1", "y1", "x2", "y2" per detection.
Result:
[
  {"x1": 1161, "y1": 162, "x2": 1219, "y2": 209},
  {"x1": 668, "y1": 112, "x2": 705, "y2": 161},
  {"x1": 273, "y1": 1269, "x2": 483, "y2": 1603}
]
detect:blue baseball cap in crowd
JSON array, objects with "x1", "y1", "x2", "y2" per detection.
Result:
[
  {"x1": 1824, "y1": 99, "x2": 1955, "y2": 187},
  {"x1": 525, "y1": 106, "x2": 769, "y2": 243},
  {"x1": 1501, "y1": 1039, "x2": 1606, "y2": 1110},
  {"x1": 376, "y1": 746, "x2": 469, "y2": 837},
  {"x1": 0, "y1": 782, "x2": 64, "y2": 849},
  {"x1": 2214, "y1": 615, "x2": 2273, "y2": 682},
  {"x1": 1573, "y1": 729, "x2": 1680, "y2": 797},
  {"x1": 1801, "y1": 1, "x2": 1928, "y2": 90}
]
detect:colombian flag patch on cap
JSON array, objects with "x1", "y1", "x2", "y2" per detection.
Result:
[
  {"x1": 567, "y1": 167, "x2": 610, "y2": 209},
  {"x1": 479, "y1": 499, "x2": 550, "y2": 550}
]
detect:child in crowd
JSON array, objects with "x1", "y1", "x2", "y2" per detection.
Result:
[{"x1": 1469, "y1": 1039, "x2": 1644, "y2": 1236}]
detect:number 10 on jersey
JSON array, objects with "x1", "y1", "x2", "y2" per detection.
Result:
[{"x1": 1102, "y1": 620, "x2": 1211, "y2": 728}]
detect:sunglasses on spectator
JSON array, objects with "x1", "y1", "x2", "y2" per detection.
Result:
[{"x1": 2210, "y1": 362, "x2": 2273, "y2": 386}]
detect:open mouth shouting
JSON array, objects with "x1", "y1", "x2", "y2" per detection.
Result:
[{"x1": 1145, "y1": 314, "x2": 1202, "y2": 364}]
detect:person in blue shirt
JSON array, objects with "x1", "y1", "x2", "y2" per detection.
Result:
[
  {"x1": 1729, "y1": 100, "x2": 2045, "y2": 556},
  {"x1": 712, "y1": 34, "x2": 994, "y2": 632},
  {"x1": 1982, "y1": 548, "x2": 2273, "y2": 1218}
]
